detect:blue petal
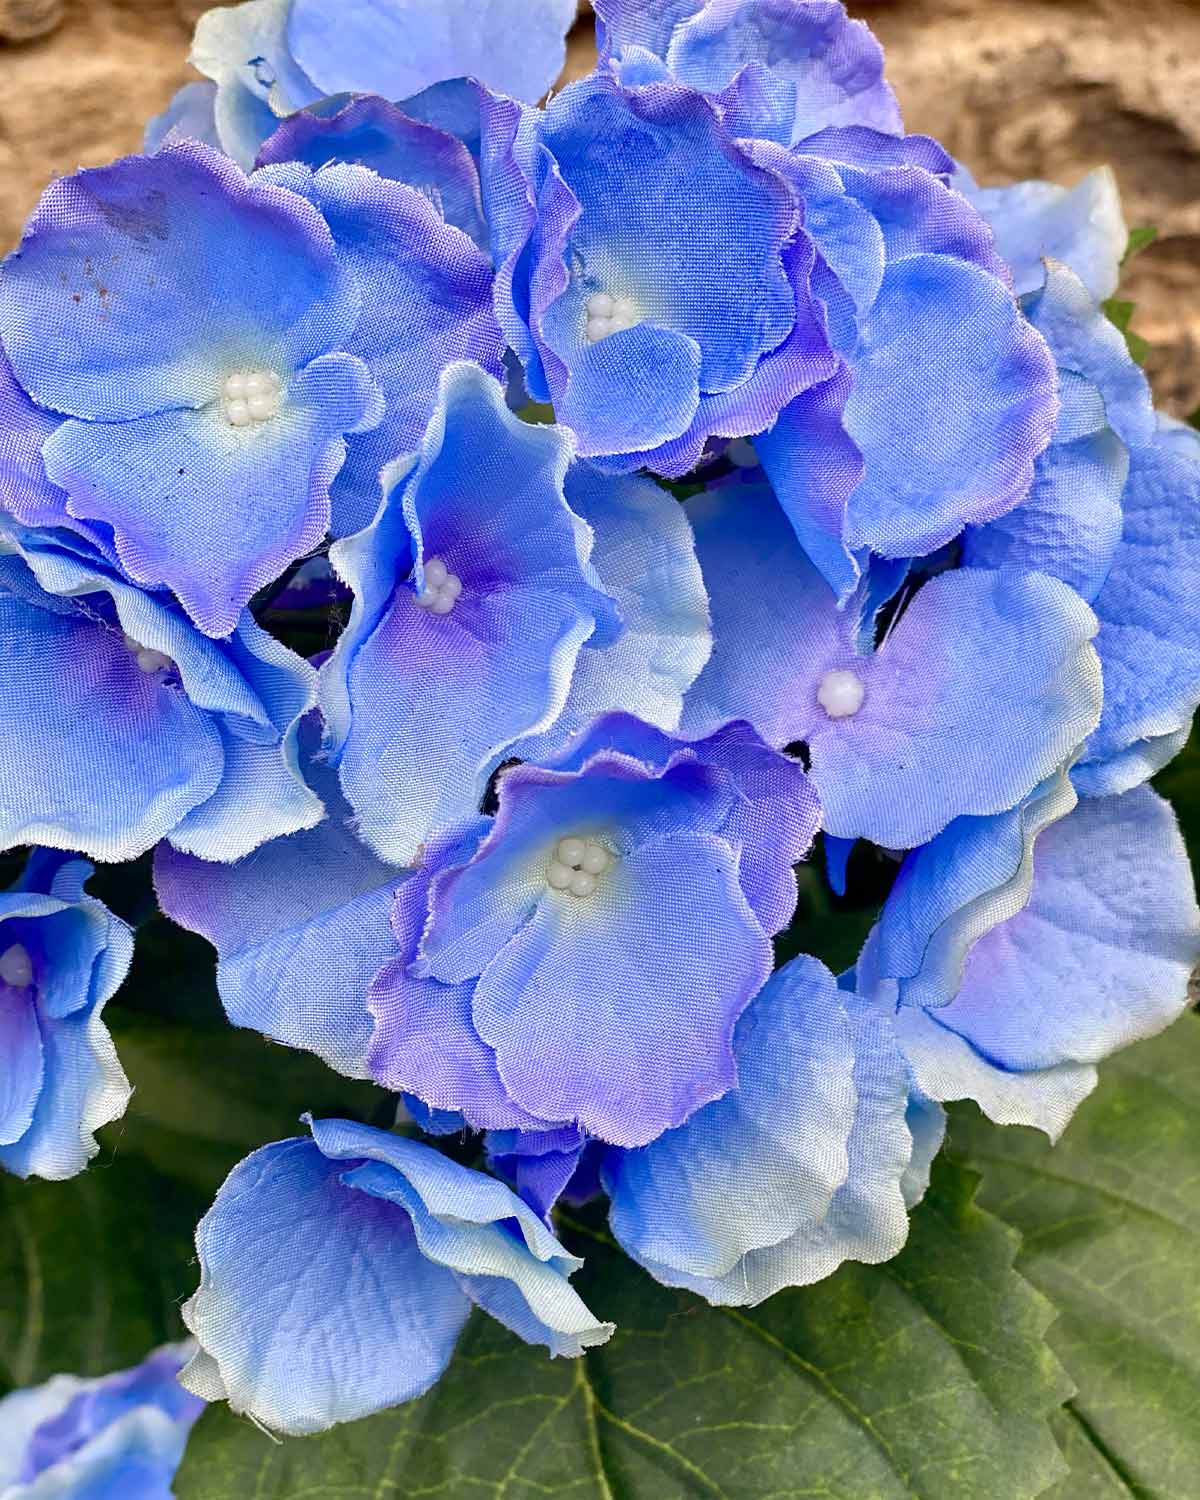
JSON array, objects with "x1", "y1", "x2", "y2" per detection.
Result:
[
  {"x1": 877, "y1": 765, "x2": 1078, "y2": 1010},
  {"x1": 255, "y1": 93, "x2": 487, "y2": 246},
  {"x1": 507, "y1": 464, "x2": 712, "y2": 764},
  {"x1": 180, "y1": 1135, "x2": 471, "y2": 1434},
  {"x1": 842, "y1": 253, "x2": 1059, "y2": 561},
  {"x1": 321, "y1": 363, "x2": 615, "y2": 864},
  {"x1": 958, "y1": 165, "x2": 1128, "y2": 302},
  {"x1": 0, "y1": 983, "x2": 43, "y2": 1150},
  {"x1": 287, "y1": 0, "x2": 576, "y2": 106},
  {"x1": 257, "y1": 161, "x2": 504, "y2": 537},
  {"x1": 310, "y1": 1117, "x2": 613, "y2": 1357},
  {"x1": 893, "y1": 787, "x2": 1200, "y2": 1138},
  {"x1": 154, "y1": 721, "x2": 403, "y2": 1079},
  {"x1": 471, "y1": 832, "x2": 772, "y2": 1146},
  {"x1": 42, "y1": 351, "x2": 378, "y2": 639},
  {"x1": 594, "y1": 0, "x2": 705, "y2": 61},
  {"x1": 668, "y1": 0, "x2": 901, "y2": 143},
  {"x1": 1073, "y1": 417, "x2": 1200, "y2": 795},
  {"x1": 608, "y1": 957, "x2": 917, "y2": 1300}
]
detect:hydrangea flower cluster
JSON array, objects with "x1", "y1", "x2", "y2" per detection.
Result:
[{"x1": 2, "y1": 0, "x2": 1198, "y2": 1442}]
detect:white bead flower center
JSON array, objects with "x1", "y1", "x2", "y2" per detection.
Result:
[
  {"x1": 547, "y1": 835, "x2": 613, "y2": 899},
  {"x1": 817, "y1": 668, "x2": 866, "y2": 719},
  {"x1": 415, "y1": 556, "x2": 463, "y2": 615},
  {"x1": 122, "y1": 633, "x2": 172, "y2": 675},
  {"x1": 222, "y1": 368, "x2": 282, "y2": 428},
  {"x1": 585, "y1": 292, "x2": 640, "y2": 343},
  {"x1": 0, "y1": 942, "x2": 33, "y2": 988}
]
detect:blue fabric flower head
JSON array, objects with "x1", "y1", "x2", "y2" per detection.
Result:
[{"x1": 2, "y1": 0, "x2": 1199, "y2": 1453}]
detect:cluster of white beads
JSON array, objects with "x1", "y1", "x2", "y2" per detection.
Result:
[
  {"x1": 122, "y1": 633, "x2": 172, "y2": 675},
  {"x1": 585, "y1": 292, "x2": 640, "y2": 343},
  {"x1": 222, "y1": 369, "x2": 282, "y2": 428},
  {"x1": 547, "y1": 835, "x2": 613, "y2": 898},
  {"x1": 817, "y1": 668, "x2": 866, "y2": 719},
  {"x1": 415, "y1": 556, "x2": 463, "y2": 615},
  {"x1": 0, "y1": 942, "x2": 33, "y2": 988}
]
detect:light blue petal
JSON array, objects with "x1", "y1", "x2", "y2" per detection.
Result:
[
  {"x1": 958, "y1": 165, "x2": 1128, "y2": 302},
  {"x1": 144, "y1": 79, "x2": 220, "y2": 153},
  {"x1": 154, "y1": 722, "x2": 402, "y2": 1079},
  {"x1": 471, "y1": 832, "x2": 772, "y2": 1146},
  {"x1": 1073, "y1": 417, "x2": 1200, "y2": 795},
  {"x1": 594, "y1": 0, "x2": 704, "y2": 61},
  {"x1": 180, "y1": 1136, "x2": 471, "y2": 1435},
  {"x1": 877, "y1": 765, "x2": 1078, "y2": 1010},
  {"x1": 842, "y1": 253, "x2": 1059, "y2": 560},
  {"x1": 191, "y1": 0, "x2": 319, "y2": 167},
  {"x1": 41, "y1": 351, "x2": 378, "y2": 639},
  {"x1": 609, "y1": 959, "x2": 918, "y2": 1301},
  {"x1": 509, "y1": 465, "x2": 712, "y2": 763},
  {"x1": 310, "y1": 1117, "x2": 613, "y2": 1357},
  {"x1": 288, "y1": 0, "x2": 576, "y2": 106}
]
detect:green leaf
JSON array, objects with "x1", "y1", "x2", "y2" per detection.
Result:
[
  {"x1": 0, "y1": 1153, "x2": 205, "y2": 1394},
  {"x1": 1100, "y1": 298, "x2": 1151, "y2": 366},
  {"x1": 173, "y1": 1157, "x2": 1069, "y2": 1500},
  {"x1": 1122, "y1": 227, "x2": 1158, "y2": 265},
  {"x1": 952, "y1": 1014, "x2": 1200, "y2": 1498}
]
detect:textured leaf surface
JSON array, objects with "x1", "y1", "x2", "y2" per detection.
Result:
[
  {"x1": 173, "y1": 1157, "x2": 1069, "y2": 1500},
  {"x1": 954, "y1": 1014, "x2": 1200, "y2": 1500}
]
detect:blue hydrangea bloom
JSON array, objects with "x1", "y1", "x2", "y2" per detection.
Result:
[
  {"x1": 318, "y1": 363, "x2": 635, "y2": 865},
  {"x1": 180, "y1": 1115, "x2": 612, "y2": 1434},
  {"x1": 594, "y1": 0, "x2": 903, "y2": 144},
  {"x1": 680, "y1": 480, "x2": 1104, "y2": 847},
  {"x1": 367, "y1": 712, "x2": 819, "y2": 1146},
  {"x1": 0, "y1": 1343, "x2": 203, "y2": 1500},
  {"x1": 0, "y1": 850, "x2": 133, "y2": 1181},
  {"x1": 606, "y1": 954, "x2": 941, "y2": 1301},
  {"x1": 0, "y1": 529, "x2": 320, "y2": 862},
  {"x1": 886, "y1": 787, "x2": 1200, "y2": 1139},
  {"x1": 957, "y1": 164, "x2": 1128, "y2": 302},
  {"x1": 489, "y1": 67, "x2": 839, "y2": 475},
  {"x1": 153, "y1": 718, "x2": 404, "y2": 1079},
  {"x1": 0, "y1": 140, "x2": 382, "y2": 637},
  {"x1": 152, "y1": 0, "x2": 576, "y2": 170}
]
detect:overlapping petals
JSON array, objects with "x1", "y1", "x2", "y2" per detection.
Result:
[
  {"x1": 0, "y1": 531, "x2": 319, "y2": 862},
  {"x1": 180, "y1": 1115, "x2": 612, "y2": 1434},
  {"x1": 0, "y1": 851, "x2": 133, "y2": 1180},
  {"x1": 681, "y1": 481, "x2": 1103, "y2": 847}
]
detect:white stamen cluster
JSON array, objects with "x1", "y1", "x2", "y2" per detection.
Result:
[
  {"x1": 222, "y1": 369, "x2": 282, "y2": 428},
  {"x1": 0, "y1": 942, "x2": 33, "y2": 988},
  {"x1": 123, "y1": 633, "x2": 172, "y2": 675},
  {"x1": 817, "y1": 668, "x2": 866, "y2": 719},
  {"x1": 547, "y1": 835, "x2": 613, "y2": 898},
  {"x1": 585, "y1": 291, "x2": 640, "y2": 343},
  {"x1": 415, "y1": 556, "x2": 463, "y2": 614}
]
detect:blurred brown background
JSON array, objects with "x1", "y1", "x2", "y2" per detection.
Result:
[{"x1": 0, "y1": 0, "x2": 1197, "y2": 411}]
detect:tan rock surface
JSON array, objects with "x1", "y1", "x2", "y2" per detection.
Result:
[{"x1": 0, "y1": 0, "x2": 1196, "y2": 410}]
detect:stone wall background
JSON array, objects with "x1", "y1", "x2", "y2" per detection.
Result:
[{"x1": 0, "y1": 0, "x2": 1196, "y2": 411}]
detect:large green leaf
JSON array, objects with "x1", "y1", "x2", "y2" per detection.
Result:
[
  {"x1": 173, "y1": 1156, "x2": 1069, "y2": 1500},
  {"x1": 952, "y1": 1014, "x2": 1200, "y2": 1499}
]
